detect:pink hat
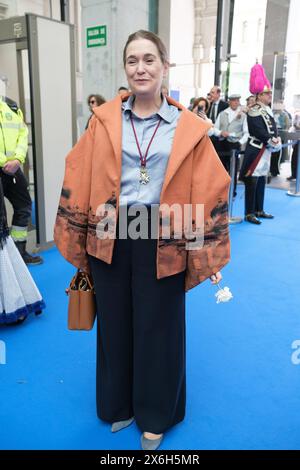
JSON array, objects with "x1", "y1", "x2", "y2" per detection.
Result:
[{"x1": 249, "y1": 63, "x2": 272, "y2": 94}]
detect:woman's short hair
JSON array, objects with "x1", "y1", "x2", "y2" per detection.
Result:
[
  {"x1": 123, "y1": 30, "x2": 169, "y2": 66},
  {"x1": 192, "y1": 97, "x2": 209, "y2": 113},
  {"x1": 87, "y1": 94, "x2": 106, "y2": 106}
]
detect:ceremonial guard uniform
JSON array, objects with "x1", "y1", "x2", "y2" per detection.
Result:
[{"x1": 239, "y1": 64, "x2": 281, "y2": 224}]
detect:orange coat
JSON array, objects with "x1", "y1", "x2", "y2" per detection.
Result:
[{"x1": 54, "y1": 94, "x2": 231, "y2": 292}]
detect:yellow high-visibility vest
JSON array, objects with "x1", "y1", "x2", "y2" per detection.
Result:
[{"x1": 0, "y1": 97, "x2": 28, "y2": 167}]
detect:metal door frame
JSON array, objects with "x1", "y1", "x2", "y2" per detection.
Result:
[{"x1": 0, "y1": 14, "x2": 76, "y2": 246}]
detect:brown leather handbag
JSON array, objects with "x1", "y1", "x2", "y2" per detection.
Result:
[{"x1": 66, "y1": 270, "x2": 96, "y2": 330}]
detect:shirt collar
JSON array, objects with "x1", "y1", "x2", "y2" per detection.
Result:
[
  {"x1": 226, "y1": 107, "x2": 238, "y2": 114},
  {"x1": 122, "y1": 94, "x2": 175, "y2": 123},
  {"x1": 258, "y1": 101, "x2": 274, "y2": 117}
]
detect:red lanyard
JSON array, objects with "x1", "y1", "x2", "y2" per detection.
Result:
[{"x1": 130, "y1": 114, "x2": 162, "y2": 168}]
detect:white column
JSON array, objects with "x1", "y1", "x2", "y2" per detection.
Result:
[{"x1": 194, "y1": 0, "x2": 218, "y2": 96}]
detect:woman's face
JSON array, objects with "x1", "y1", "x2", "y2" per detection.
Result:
[
  {"x1": 89, "y1": 96, "x2": 97, "y2": 111},
  {"x1": 192, "y1": 100, "x2": 207, "y2": 114},
  {"x1": 247, "y1": 96, "x2": 256, "y2": 108},
  {"x1": 124, "y1": 38, "x2": 168, "y2": 99}
]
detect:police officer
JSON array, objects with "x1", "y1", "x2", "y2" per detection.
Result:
[{"x1": 0, "y1": 95, "x2": 43, "y2": 264}]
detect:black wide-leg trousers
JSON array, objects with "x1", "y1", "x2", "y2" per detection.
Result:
[{"x1": 88, "y1": 211, "x2": 186, "y2": 434}]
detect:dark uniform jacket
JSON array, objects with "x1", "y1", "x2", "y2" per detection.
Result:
[{"x1": 239, "y1": 103, "x2": 278, "y2": 179}]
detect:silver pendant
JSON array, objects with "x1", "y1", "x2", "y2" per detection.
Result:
[{"x1": 139, "y1": 166, "x2": 150, "y2": 184}]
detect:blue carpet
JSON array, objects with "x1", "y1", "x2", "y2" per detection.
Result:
[{"x1": 0, "y1": 187, "x2": 299, "y2": 450}]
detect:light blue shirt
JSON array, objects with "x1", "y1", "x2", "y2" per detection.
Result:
[{"x1": 119, "y1": 95, "x2": 181, "y2": 207}]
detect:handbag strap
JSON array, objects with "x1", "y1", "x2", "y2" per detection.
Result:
[
  {"x1": 70, "y1": 271, "x2": 80, "y2": 289},
  {"x1": 78, "y1": 273, "x2": 93, "y2": 291},
  {"x1": 69, "y1": 269, "x2": 94, "y2": 291}
]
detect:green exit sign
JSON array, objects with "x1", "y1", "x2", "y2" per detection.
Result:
[{"x1": 87, "y1": 25, "x2": 107, "y2": 48}]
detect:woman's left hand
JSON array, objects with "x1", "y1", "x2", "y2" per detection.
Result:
[{"x1": 210, "y1": 271, "x2": 222, "y2": 284}]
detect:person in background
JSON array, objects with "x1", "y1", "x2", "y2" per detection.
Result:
[
  {"x1": 191, "y1": 97, "x2": 210, "y2": 117},
  {"x1": 0, "y1": 174, "x2": 45, "y2": 325},
  {"x1": 239, "y1": 64, "x2": 281, "y2": 225},
  {"x1": 245, "y1": 95, "x2": 256, "y2": 112},
  {"x1": 213, "y1": 94, "x2": 249, "y2": 196},
  {"x1": 206, "y1": 86, "x2": 229, "y2": 155},
  {"x1": 269, "y1": 103, "x2": 282, "y2": 179},
  {"x1": 287, "y1": 111, "x2": 300, "y2": 181},
  {"x1": 191, "y1": 97, "x2": 214, "y2": 136},
  {"x1": 118, "y1": 86, "x2": 129, "y2": 96},
  {"x1": 0, "y1": 95, "x2": 43, "y2": 265},
  {"x1": 207, "y1": 86, "x2": 229, "y2": 124},
  {"x1": 161, "y1": 85, "x2": 169, "y2": 97},
  {"x1": 85, "y1": 94, "x2": 106, "y2": 130},
  {"x1": 188, "y1": 97, "x2": 196, "y2": 111},
  {"x1": 271, "y1": 101, "x2": 291, "y2": 177}
]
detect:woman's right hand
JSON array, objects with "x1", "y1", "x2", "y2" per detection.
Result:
[{"x1": 197, "y1": 110, "x2": 207, "y2": 120}]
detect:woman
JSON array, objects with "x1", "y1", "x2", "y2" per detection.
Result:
[
  {"x1": 54, "y1": 30, "x2": 230, "y2": 450},
  {"x1": 245, "y1": 95, "x2": 256, "y2": 112},
  {"x1": 0, "y1": 176, "x2": 45, "y2": 325},
  {"x1": 191, "y1": 97, "x2": 214, "y2": 136},
  {"x1": 191, "y1": 96, "x2": 210, "y2": 117},
  {"x1": 85, "y1": 94, "x2": 106, "y2": 130}
]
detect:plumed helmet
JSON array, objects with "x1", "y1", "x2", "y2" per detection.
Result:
[{"x1": 249, "y1": 63, "x2": 272, "y2": 95}]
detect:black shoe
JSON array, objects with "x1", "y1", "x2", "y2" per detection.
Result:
[
  {"x1": 287, "y1": 176, "x2": 296, "y2": 181},
  {"x1": 15, "y1": 241, "x2": 43, "y2": 265},
  {"x1": 22, "y1": 251, "x2": 44, "y2": 265},
  {"x1": 7, "y1": 316, "x2": 27, "y2": 326},
  {"x1": 255, "y1": 211, "x2": 274, "y2": 219},
  {"x1": 244, "y1": 214, "x2": 262, "y2": 225}
]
